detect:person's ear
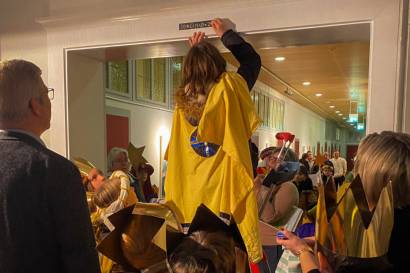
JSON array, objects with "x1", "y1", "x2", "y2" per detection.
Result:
[{"x1": 29, "y1": 97, "x2": 43, "y2": 117}]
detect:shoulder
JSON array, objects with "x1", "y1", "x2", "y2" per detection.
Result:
[
  {"x1": 218, "y1": 71, "x2": 247, "y2": 89},
  {"x1": 44, "y1": 148, "x2": 78, "y2": 171},
  {"x1": 18, "y1": 141, "x2": 77, "y2": 172},
  {"x1": 41, "y1": 147, "x2": 81, "y2": 181}
]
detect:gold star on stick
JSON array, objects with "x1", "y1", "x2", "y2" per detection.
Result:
[{"x1": 128, "y1": 143, "x2": 148, "y2": 171}]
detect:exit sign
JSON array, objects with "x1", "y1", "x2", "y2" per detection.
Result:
[{"x1": 179, "y1": 20, "x2": 212, "y2": 30}]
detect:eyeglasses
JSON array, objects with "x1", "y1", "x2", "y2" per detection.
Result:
[{"x1": 47, "y1": 88, "x2": 55, "y2": 100}]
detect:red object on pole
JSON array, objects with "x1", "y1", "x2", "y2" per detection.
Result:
[{"x1": 275, "y1": 132, "x2": 295, "y2": 162}]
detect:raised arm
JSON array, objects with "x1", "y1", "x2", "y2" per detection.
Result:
[{"x1": 212, "y1": 18, "x2": 261, "y2": 91}]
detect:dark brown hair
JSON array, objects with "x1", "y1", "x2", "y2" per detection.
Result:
[
  {"x1": 169, "y1": 231, "x2": 235, "y2": 273},
  {"x1": 174, "y1": 41, "x2": 226, "y2": 123}
]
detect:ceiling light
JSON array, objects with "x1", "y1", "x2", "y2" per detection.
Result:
[
  {"x1": 275, "y1": 56, "x2": 286, "y2": 62},
  {"x1": 302, "y1": 81, "x2": 311, "y2": 86},
  {"x1": 338, "y1": 113, "x2": 343, "y2": 116},
  {"x1": 335, "y1": 110, "x2": 340, "y2": 113},
  {"x1": 329, "y1": 105, "x2": 335, "y2": 108},
  {"x1": 315, "y1": 93, "x2": 322, "y2": 97}
]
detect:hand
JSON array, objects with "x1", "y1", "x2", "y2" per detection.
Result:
[
  {"x1": 211, "y1": 18, "x2": 236, "y2": 37},
  {"x1": 276, "y1": 229, "x2": 309, "y2": 256},
  {"x1": 188, "y1": 32, "x2": 206, "y2": 47}
]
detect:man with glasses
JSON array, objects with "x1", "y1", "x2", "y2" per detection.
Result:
[{"x1": 0, "y1": 60, "x2": 100, "y2": 273}]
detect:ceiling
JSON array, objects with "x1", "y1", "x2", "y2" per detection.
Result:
[
  {"x1": 223, "y1": 23, "x2": 370, "y2": 130},
  {"x1": 70, "y1": 23, "x2": 370, "y2": 130}
]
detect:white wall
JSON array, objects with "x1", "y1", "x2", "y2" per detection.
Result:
[
  {"x1": 106, "y1": 99, "x2": 173, "y2": 185},
  {"x1": 67, "y1": 53, "x2": 106, "y2": 170},
  {"x1": 0, "y1": 0, "x2": 50, "y2": 144}
]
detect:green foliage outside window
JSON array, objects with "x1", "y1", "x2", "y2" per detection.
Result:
[{"x1": 106, "y1": 61, "x2": 128, "y2": 94}]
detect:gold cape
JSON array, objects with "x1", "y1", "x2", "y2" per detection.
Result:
[{"x1": 165, "y1": 71, "x2": 262, "y2": 262}]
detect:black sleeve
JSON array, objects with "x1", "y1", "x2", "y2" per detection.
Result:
[
  {"x1": 221, "y1": 29, "x2": 261, "y2": 91},
  {"x1": 307, "y1": 270, "x2": 321, "y2": 273},
  {"x1": 47, "y1": 157, "x2": 101, "y2": 273}
]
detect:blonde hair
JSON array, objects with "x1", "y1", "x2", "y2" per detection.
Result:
[
  {"x1": 354, "y1": 131, "x2": 410, "y2": 208},
  {"x1": 93, "y1": 178, "x2": 121, "y2": 208},
  {"x1": 0, "y1": 59, "x2": 44, "y2": 123}
]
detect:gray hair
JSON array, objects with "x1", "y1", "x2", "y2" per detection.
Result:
[
  {"x1": 107, "y1": 147, "x2": 129, "y2": 172},
  {"x1": 0, "y1": 59, "x2": 43, "y2": 123},
  {"x1": 354, "y1": 131, "x2": 410, "y2": 208}
]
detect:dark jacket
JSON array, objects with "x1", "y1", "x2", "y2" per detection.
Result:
[
  {"x1": 0, "y1": 131, "x2": 101, "y2": 273},
  {"x1": 221, "y1": 29, "x2": 261, "y2": 91},
  {"x1": 300, "y1": 159, "x2": 319, "y2": 174},
  {"x1": 388, "y1": 206, "x2": 410, "y2": 273}
]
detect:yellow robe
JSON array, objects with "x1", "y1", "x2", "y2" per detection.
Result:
[{"x1": 165, "y1": 72, "x2": 262, "y2": 262}]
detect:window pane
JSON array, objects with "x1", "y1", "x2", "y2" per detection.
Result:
[
  {"x1": 136, "y1": 59, "x2": 151, "y2": 100},
  {"x1": 265, "y1": 96, "x2": 269, "y2": 127},
  {"x1": 259, "y1": 94, "x2": 265, "y2": 126},
  {"x1": 170, "y1": 57, "x2": 183, "y2": 108},
  {"x1": 254, "y1": 92, "x2": 259, "y2": 114},
  {"x1": 171, "y1": 57, "x2": 183, "y2": 93},
  {"x1": 152, "y1": 58, "x2": 166, "y2": 103},
  {"x1": 107, "y1": 61, "x2": 128, "y2": 94}
]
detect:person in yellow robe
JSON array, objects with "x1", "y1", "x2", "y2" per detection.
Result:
[
  {"x1": 165, "y1": 18, "x2": 263, "y2": 263},
  {"x1": 93, "y1": 171, "x2": 138, "y2": 273}
]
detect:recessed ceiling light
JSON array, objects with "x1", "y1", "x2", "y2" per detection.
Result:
[
  {"x1": 338, "y1": 113, "x2": 343, "y2": 116},
  {"x1": 335, "y1": 110, "x2": 340, "y2": 113},
  {"x1": 275, "y1": 56, "x2": 286, "y2": 62},
  {"x1": 343, "y1": 117, "x2": 347, "y2": 120},
  {"x1": 303, "y1": 81, "x2": 311, "y2": 86},
  {"x1": 329, "y1": 105, "x2": 335, "y2": 108},
  {"x1": 315, "y1": 93, "x2": 322, "y2": 97}
]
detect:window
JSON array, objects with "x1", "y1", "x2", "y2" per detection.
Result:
[
  {"x1": 170, "y1": 57, "x2": 183, "y2": 109},
  {"x1": 135, "y1": 58, "x2": 167, "y2": 105},
  {"x1": 106, "y1": 56, "x2": 183, "y2": 110},
  {"x1": 106, "y1": 61, "x2": 130, "y2": 97},
  {"x1": 135, "y1": 59, "x2": 151, "y2": 100},
  {"x1": 251, "y1": 87, "x2": 284, "y2": 130}
]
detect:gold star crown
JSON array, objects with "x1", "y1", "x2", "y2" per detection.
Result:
[
  {"x1": 72, "y1": 157, "x2": 96, "y2": 177},
  {"x1": 315, "y1": 175, "x2": 394, "y2": 260},
  {"x1": 97, "y1": 203, "x2": 245, "y2": 272},
  {"x1": 128, "y1": 142, "x2": 148, "y2": 171}
]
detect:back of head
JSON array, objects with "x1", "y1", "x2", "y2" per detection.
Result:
[
  {"x1": 169, "y1": 230, "x2": 235, "y2": 273},
  {"x1": 93, "y1": 178, "x2": 121, "y2": 208},
  {"x1": 0, "y1": 59, "x2": 42, "y2": 124},
  {"x1": 175, "y1": 41, "x2": 226, "y2": 121},
  {"x1": 354, "y1": 131, "x2": 410, "y2": 208}
]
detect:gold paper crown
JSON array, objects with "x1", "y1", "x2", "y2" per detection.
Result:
[
  {"x1": 315, "y1": 175, "x2": 394, "y2": 259},
  {"x1": 72, "y1": 157, "x2": 96, "y2": 178},
  {"x1": 97, "y1": 203, "x2": 246, "y2": 272}
]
